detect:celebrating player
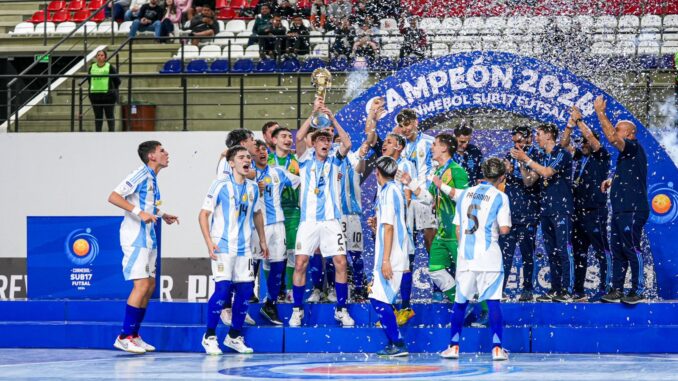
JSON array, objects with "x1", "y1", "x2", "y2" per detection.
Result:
[
  {"x1": 452, "y1": 124, "x2": 484, "y2": 185},
  {"x1": 199, "y1": 146, "x2": 268, "y2": 355},
  {"x1": 108, "y1": 140, "x2": 179, "y2": 354}
]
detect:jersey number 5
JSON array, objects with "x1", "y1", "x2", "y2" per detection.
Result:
[{"x1": 464, "y1": 204, "x2": 480, "y2": 235}]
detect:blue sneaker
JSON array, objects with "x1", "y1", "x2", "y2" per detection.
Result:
[
  {"x1": 432, "y1": 291, "x2": 444, "y2": 302},
  {"x1": 377, "y1": 343, "x2": 409, "y2": 358}
]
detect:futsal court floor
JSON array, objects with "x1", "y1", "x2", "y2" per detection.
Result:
[{"x1": 0, "y1": 349, "x2": 676, "y2": 380}]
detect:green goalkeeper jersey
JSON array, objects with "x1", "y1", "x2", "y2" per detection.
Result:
[
  {"x1": 268, "y1": 152, "x2": 301, "y2": 219},
  {"x1": 428, "y1": 158, "x2": 469, "y2": 240}
]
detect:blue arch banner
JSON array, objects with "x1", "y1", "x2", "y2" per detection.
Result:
[{"x1": 335, "y1": 51, "x2": 678, "y2": 299}]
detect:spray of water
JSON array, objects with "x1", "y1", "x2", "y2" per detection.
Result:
[
  {"x1": 649, "y1": 95, "x2": 678, "y2": 166},
  {"x1": 343, "y1": 67, "x2": 370, "y2": 102}
]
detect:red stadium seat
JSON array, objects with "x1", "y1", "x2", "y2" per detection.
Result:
[
  {"x1": 67, "y1": 0, "x2": 85, "y2": 11},
  {"x1": 296, "y1": 0, "x2": 311, "y2": 9},
  {"x1": 215, "y1": 0, "x2": 228, "y2": 9},
  {"x1": 91, "y1": 9, "x2": 105, "y2": 22},
  {"x1": 249, "y1": 0, "x2": 259, "y2": 9},
  {"x1": 217, "y1": 7, "x2": 236, "y2": 19},
  {"x1": 28, "y1": 10, "x2": 48, "y2": 23},
  {"x1": 47, "y1": 0, "x2": 66, "y2": 11},
  {"x1": 87, "y1": 0, "x2": 104, "y2": 10},
  {"x1": 51, "y1": 9, "x2": 70, "y2": 22},
  {"x1": 70, "y1": 9, "x2": 90, "y2": 22},
  {"x1": 230, "y1": 0, "x2": 246, "y2": 8}
]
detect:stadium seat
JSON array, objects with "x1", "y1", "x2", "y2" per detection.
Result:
[
  {"x1": 661, "y1": 40, "x2": 678, "y2": 54},
  {"x1": 420, "y1": 17, "x2": 441, "y2": 31},
  {"x1": 309, "y1": 31, "x2": 323, "y2": 44},
  {"x1": 214, "y1": 31, "x2": 235, "y2": 45},
  {"x1": 278, "y1": 57, "x2": 300, "y2": 72},
  {"x1": 33, "y1": 21, "x2": 56, "y2": 35},
  {"x1": 637, "y1": 40, "x2": 660, "y2": 55},
  {"x1": 200, "y1": 45, "x2": 222, "y2": 58},
  {"x1": 254, "y1": 58, "x2": 277, "y2": 72},
  {"x1": 554, "y1": 16, "x2": 572, "y2": 32},
  {"x1": 225, "y1": 19, "x2": 246, "y2": 33},
  {"x1": 594, "y1": 15, "x2": 617, "y2": 33},
  {"x1": 329, "y1": 57, "x2": 349, "y2": 71},
  {"x1": 217, "y1": 7, "x2": 237, "y2": 20},
  {"x1": 70, "y1": 9, "x2": 91, "y2": 23},
  {"x1": 186, "y1": 59, "x2": 208, "y2": 73},
  {"x1": 617, "y1": 15, "x2": 639, "y2": 33},
  {"x1": 461, "y1": 17, "x2": 484, "y2": 35},
  {"x1": 615, "y1": 40, "x2": 637, "y2": 55},
  {"x1": 96, "y1": 21, "x2": 118, "y2": 35},
  {"x1": 9, "y1": 22, "x2": 35, "y2": 36},
  {"x1": 640, "y1": 15, "x2": 661, "y2": 32},
  {"x1": 243, "y1": 44, "x2": 260, "y2": 58},
  {"x1": 431, "y1": 42, "x2": 449, "y2": 57},
  {"x1": 87, "y1": 0, "x2": 104, "y2": 10},
  {"x1": 67, "y1": 0, "x2": 85, "y2": 11},
  {"x1": 215, "y1": 0, "x2": 228, "y2": 9},
  {"x1": 591, "y1": 41, "x2": 614, "y2": 55},
  {"x1": 117, "y1": 21, "x2": 132, "y2": 34},
  {"x1": 47, "y1": 0, "x2": 66, "y2": 11},
  {"x1": 222, "y1": 44, "x2": 244, "y2": 59},
  {"x1": 231, "y1": 58, "x2": 254, "y2": 72},
  {"x1": 54, "y1": 21, "x2": 76, "y2": 35},
  {"x1": 664, "y1": 15, "x2": 678, "y2": 32},
  {"x1": 91, "y1": 9, "x2": 105, "y2": 22},
  {"x1": 232, "y1": 31, "x2": 251, "y2": 45},
  {"x1": 159, "y1": 59, "x2": 182, "y2": 73},
  {"x1": 73, "y1": 21, "x2": 96, "y2": 34},
  {"x1": 440, "y1": 17, "x2": 462, "y2": 31},
  {"x1": 174, "y1": 45, "x2": 200, "y2": 59},
  {"x1": 310, "y1": 43, "x2": 329, "y2": 58},
  {"x1": 51, "y1": 9, "x2": 70, "y2": 23},
  {"x1": 299, "y1": 58, "x2": 326, "y2": 72},
  {"x1": 208, "y1": 59, "x2": 230, "y2": 73},
  {"x1": 230, "y1": 0, "x2": 247, "y2": 8},
  {"x1": 28, "y1": 10, "x2": 48, "y2": 23}
]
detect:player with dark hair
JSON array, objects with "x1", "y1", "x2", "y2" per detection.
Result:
[
  {"x1": 108, "y1": 140, "x2": 179, "y2": 354},
  {"x1": 453, "y1": 124, "x2": 484, "y2": 185},
  {"x1": 218, "y1": 129, "x2": 256, "y2": 180},
  {"x1": 262, "y1": 121, "x2": 280, "y2": 151}
]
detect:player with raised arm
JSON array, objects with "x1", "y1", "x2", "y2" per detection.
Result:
[
  {"x1": 440, "y1": 158, "x2": 511, "y2": 361},
  {"x1": 108, "y1": 140, "x2": 179, "y2": 354},
  {"x1": 199, "y1": 146, "x2": 269, "y2": 355}
]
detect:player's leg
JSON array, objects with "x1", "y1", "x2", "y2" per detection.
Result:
[
  {"x1": 499, "y1": 228, "x2": 518, "y2": 292},
  {"x1": 260, "y1": 222, "x2": 286, "y2": 325},
  {"x1": 428, "y1": 237, "x2": 457, "y2": 302},
  {"x1": 396, "y1": 253, "x2": 416, "y2": 326},
  {"x1": 223, "y1": 257, "x2": 256, "y2": 353},
  {"x1": 291, "y1": 221, "x2": 320, "y2": 326},
  {"x1": 347, "y1": 215, "x2": 366, "y2": 301},
  {"x1": 571, "y1": 214, "x2": 590, "y2": 301},
  {"x1": 325, "y1": 256, "x2": 336, "y2": 302},
  {"x1": 475, "y1": 271, "x2": 508, "y2": 360},
  {"x1": 585, "y1": 209, "x2": 612, "y2": 301},
  {"x1": 552, "y1": 214, "x2": 573, "y2": 302},
  {"x1": 537, "y1": 215, "x2": 559, "y2": 301},
  {"x1": 283, "y1": 216, "x2": 300, "y2": 302},
  {"x1": 604, "y1": 213, "x2": 626, "y2": 304},
  {"x1": 320, "y1": 220, "x2": 353, "y2": 326},
  {"x1": 517, "y1": 223, "x2": 537, "y2": 301},
  {"x1": 307, "y1": 252, "x2": 324, "y2": 302},
  {"x1": 369, "y1": 271, "x2": 407, "y2": 357},
  {"x1": 441, "y1": 270, "x2": 472, "y2": 359},
  {"x1": 620, "y1": 211, "x2": 649, "y2": 304}
]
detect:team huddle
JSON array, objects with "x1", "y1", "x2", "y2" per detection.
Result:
[{"x1": 107, "y1": 94, "x2": 649, "y2": 360}]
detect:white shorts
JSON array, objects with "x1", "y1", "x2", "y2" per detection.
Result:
[
  {"x1": 122, "y1": 246, "x2": 157, "y2": 281},
  {"x1": 341, "y1": 214, "x2": 364, "y2": 252},
  {"x1": 211, "y1": 255, "x2": 255, "y2": 283},
  {"x1": 251, "y1": 222, "x2": 287, "y2": 262},
  {"x1": 411, "y1": 199, "x2": 438, "y2": 230},
  {"x1": 368, "y1": 270, "x2": 403, "y2": 304},
  {"x1": 455, "y1": 271, "x2": 504, "y2": 303},
  {"x1": 295, "y1": 220, "x2": 347, "y2": 257}
]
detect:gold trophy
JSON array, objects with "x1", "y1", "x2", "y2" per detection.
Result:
[{"x1": 310, "y1": 68, "x2": 333, "y2": 129}]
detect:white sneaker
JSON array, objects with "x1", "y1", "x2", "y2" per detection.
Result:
[
  {"x1": 202, "y1": 334, "x2": 223, "y2": 355},
  {"x1": 289, "y1": 307, "x2": 304, "y2": 327},
  {"x1": 245, "y1": 312, "x2": 256, "y2": 325},
  {"x1": 334, "y1": 308, "x2": 355, "y2": 327},
  {"x1": 326, "y1": 288, "x2": 337, "y2": 303},
  {"x1": 131, "y1": 336, "x2": 155, "y2": 352},
  {"x1": 114, "y1": 335, "x2": 146, "y2": 354},
  {"x1": 307, "y1": 289, "x2": 322, "y2": 303},
  {"x1": 220, "y1": 308, "x2": 232, "y2": 326},
  {"x1": 440, "y1": 344, "x2": 459, "y2": 359},
  {"x1": 492, "y1": 346, "x2": 509, "y2": 361},
  {"x1": 285, "y1": 289, "x2": 293, "y2": 303},
  {"x1": 224, "y1": 335, "x2": 254, "y2": 354}
]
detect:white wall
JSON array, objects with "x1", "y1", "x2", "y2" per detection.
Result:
[{"x1": 0, "y1": 131, "x2": 260, "y2": 258}]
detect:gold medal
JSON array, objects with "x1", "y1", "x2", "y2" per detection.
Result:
[
  {"x1": 314, "y1": 188, "x2": 320, "y2": 195},
  {"x1": 543, "y1": 179, "x2": 549, "y2": 187},
  {"x1": 235, "y1": 211, "x2": 240, "y2": 218}
]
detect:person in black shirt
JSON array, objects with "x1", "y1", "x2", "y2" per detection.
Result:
[
  {"x1": 129, "y1": 0, "x2": 164, "y2": 39},
  {"x1": 560, "y1": 106, "x2": 612, "y2": 302},
  {"x1": 330, "y1": 18, "x2": 355, "y2": 59},
  {"x1": 189, "y1": 5, "x2": 219, "y2": 46},
  {"x1": 594, "y1": 96, "x2": 649, "y2": 305},
  {"x1": 399, "y1": 17, "x2": 427, "y2": 60},
  {"x1": 286, "y1": 14, "x2": 310, "y2": 56},
  {"x1": 453, "y1": 124, "x2": 484, "y2": 185},
  {"x1": 500, "y1": 126, "x2": 541, "y2": 301},
  {"x1": 512, "y1": 123, "x2": 574, "y2": 303},
  {"x1": 260, "y1": 14, "x2": 287, "y2": 58},
  {"x1": 88, "y1": 50, "x2": 121, "y2": 132},
  {"x1": 277, "y1": 0, "x2": 297, "y2": 19}
]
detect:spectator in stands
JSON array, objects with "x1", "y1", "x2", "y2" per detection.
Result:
[
  {"x1": 160, "y1": 0, "x2": 182, "y2": 41},
  {"x1": 277, "y1": 0, "x2": 297, "y2": 19},
  {"x1": 260, "y1": 14, "x2": 288, "y2": 58},
  {"x1": 175, "y1": 0, "x2": 192, "y2": 25},
  {"x1": 327, "y1": 0, "x2": 351, "y2": 31},
  {"x1": 187, "y1": 0, "x2": 216, "y2": 20},
  {"x1": 107, "y1": 0, "x2": 130, "y2": 22},
  {"x1": 251, "y1": 3, "x2": 274, "y2": 45},
  {"x1": 309, "y1": 0, "x2": 327, "y2": 31},
  {"x1": 351, "y1": 0, "x2": 369, "y2": 26},
  {"x1": 88, "y1": 50, "x2": 120, "y2": 132},
  {"x1": 255, "y1": 0, "x2": 278, "y2": 15},
  {"x1": 286, "y1": 14, "x2": 310, "y2": 56},
  {"x1": 330, "y1": 17, "x2": 354, "y2": 58},
  {"x1": 189, "y1": 4, "x2": 219, "y2": 45},
  {"x1": 399, "y1": 16, "x2": 427, "y2": 60},
  {"x1": 376, "y1": 0, "x2": 400, "y2": 19},
  {"x1": 352, "y1": 21, "x2": 379, "y2": 60},
  {"x1": 125, "y1": 0, "x2": 148, "y2": 21},
  {"x1": 129, "y1": 0, "x2": 164, "y2": 39}
]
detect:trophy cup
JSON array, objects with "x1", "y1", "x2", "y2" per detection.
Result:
[{"x1": 310, "y1": 68, "x2": 332, "y2": 129}]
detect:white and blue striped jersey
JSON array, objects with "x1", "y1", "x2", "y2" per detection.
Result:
[
  {"x1": 396, "y1": 156, "x2": 416, "y2": 195},
  {"x1": 114, "y1": 165, "x2": 160, "y2": 249},
  {"x1": 340, "y1": 151, "x2": 362, "y2": 216},
  {"x1": 202, "y1": 175, "x2": 262, "y2": 257},
  {"x1": 254, "y1": 165, "x2": 300, "y2": 225},
  {"x1": 396, "y1": 156, "x2": 417, "y2": 253},
  {"x1": 404, "y1": 132, "x2": 435, "y2": 185},
  {"x1": 375, "y1": 181, "x2": 410, "y2": 272},
  {"x1": 298, "y1": 150, "x2": 344, "y2": 222},
  {"x1": 453, "y1": 182, "x2": 511, "y2": 272}
]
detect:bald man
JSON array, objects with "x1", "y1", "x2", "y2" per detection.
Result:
[{"x1": 594, "y1": 96, "x2": 648, "y2": 305}]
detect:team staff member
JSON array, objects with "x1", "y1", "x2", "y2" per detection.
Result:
[
  {"x1": 512, "y1": 124, "x2": 574, "y2": 303},
  {"x1": 452, "y1": 124, "x2": 484, "y2": 185},
  {"x1": 560, "y1": 106, "x2": 612, "y2": 302},
  {"x1": 595, "y1": 96, "x2": 649, "y2": 305},
  {"x1": 89, "y1": 50, "x2": 120, "y2": 132},
  {"x1": 501, "y1": 126, "x2": 541, "y2": 302}
]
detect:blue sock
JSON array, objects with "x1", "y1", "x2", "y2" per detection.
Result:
[
  {"x1": 335, "y1": 282, "x2": 348, "y2": 308},
  {"x1": 206, "y1": 280, "x2": 231, "y2": 336},
  {"x1": 121, "y1": 304, "x2": 142, "y2": 337},
  {"x1": 267, "y1": 261, "x2": 285, "y2": 303},
  {"x1": 370, "y1": 298, "x2": 403, "y2": 346},
  {"x1": 223, "y1": 283, "x2": 235, "y2": 308},
  {"x1": 132, "y1": 307, "x2": 147, "y2": 336},
  {"x1": 450, "y1": 301, "x2": 468, "y2": 346},
  {"x1": 487, "y1": 300, "x2": 503, "y2": 348},
  {"x1": 400, "y1": 272, "x2": 413, "y2": 309},
  {"x1": 230, "y1": 282, "x2": 253, "y2": 333},
  {"x1": 293, "y1": 284, "x2": 305, "y2": 308},
  {"x1": 310, "y1": 254, "x2": 323, "y2": 289},
  {"x1": 326, "y1": 259, "x2": 336, "y2": 288},
  {"x1": 349, "y1": 251, "x2": 364, "y2": 292}
]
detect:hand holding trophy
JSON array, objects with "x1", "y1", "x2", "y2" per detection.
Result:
[{"x1": 311, "y1": 68, "x2": 333, "y2": 129}]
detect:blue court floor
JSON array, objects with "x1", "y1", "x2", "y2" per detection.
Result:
[{"x1": 0, "y1": 349, "x2": 676, "y2": 380}]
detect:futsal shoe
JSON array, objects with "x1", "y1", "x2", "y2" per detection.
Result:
[
  {"x1": 621, "y1": 291, "x2": 644, "y2": 305},
  {"x1": 245, "y1": 312, "x2": 256, "y2": 325},
  {"x1": 132, "y1": 336, "x2": 156, "y2": 352},
  {"x1": 571, "y1": 292, "x2": 588, "y2": 302},
  {"x1": 201, "y1": 335, "x2": 223, "y2": 355},
  {"x1": 601, "y1": 289, "x2": 623, "y2": 303},
  {"x1": 325, "y1": 288, "x2": 337, "y2": 303},
  {"x1": 440, "y1": 345, "x2": 460, "y2": 359},
  {"x1": 220, "y1": 308, "x2": 233, "y2": 325},
  {"x1": 334, "y1": 307, "x2": 355, "y2": 327},
  {"x1": 224, "y1": 335, "x2": 254, "y2": 354},
  {"x1": 249, "y1": 294, "x2": 259, "y2": 304},
  {"x1": 395, "y1": 308, "x2": 416, "y2": 326},
  {"x1": 114, "y1": 335, "x2": 146, "y2": 354},
  {"x1": 536, "y1": 290, "x2": 557, "y2": 302},
  {"x1": 307, "y1": 288, "x2": 322, "y2": 303},
  {"x1": 377, "y1": 343, "x2": 409, "y2": 358},
  {"x1": 492, "y1": 346, "x2": 509, "y2": 361},
  {"x1": 260, "y1": 302, "x2": 283, "y2": 325},
  {"x1": 289, "y1": 307, "x2": 304, "y2": 327},
  {"x1": 518, "y1": 290, "x2": 533, "y2": 302},
  {"x1": 552, "y1": 292, "x2": 572, "y2": 303}
]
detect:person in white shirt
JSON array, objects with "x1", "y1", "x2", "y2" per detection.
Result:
[
  {"x1": 439, "y1": 157, "x2": 511, "y2": 361},
  {"x1": 108, "y1": 140, "x2": 179, "y2": 354},
  {"x1": 199, "y1": 146, "x2": 269, "y2": 355}
]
